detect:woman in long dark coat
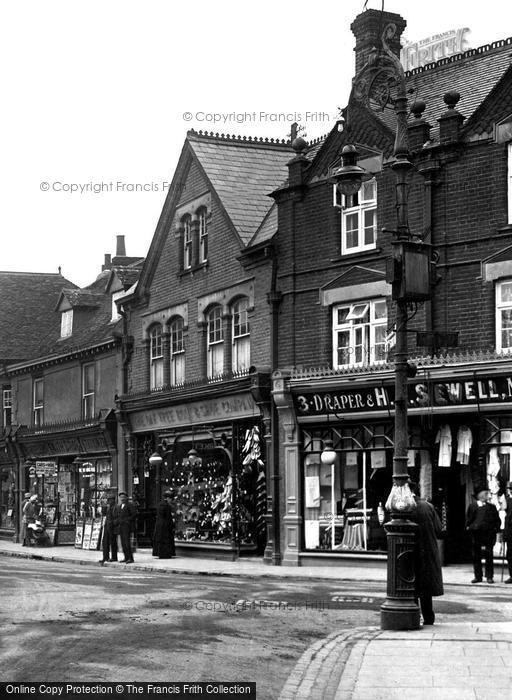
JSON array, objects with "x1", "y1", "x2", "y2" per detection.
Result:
[
  {"x1": 410, "y1": 482, "x2": 444, "y2": 625},
  {"x1": 152, "y1": 491, "x2": 175, "y2": 558}
]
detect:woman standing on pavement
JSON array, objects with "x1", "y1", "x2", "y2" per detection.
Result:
[{"x1": 152, "y1": 491, "x2": 175, "y2": 559}]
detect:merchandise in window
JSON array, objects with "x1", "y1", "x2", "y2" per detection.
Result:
[
  {"x1": 333, "y1": 298, "x2": 388, "y2": 367},
  {"x1": 496, "y1": 280, "x2": 512, "y2": 352},
  {"x1": 341, "y1": 178, "x2": 377, "y2": 255}
]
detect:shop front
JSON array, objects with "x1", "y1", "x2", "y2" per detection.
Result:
[
  {"x1": 15, "y1": 410, "x2": 117, "y2": 546},
  {"x1": 274, "y1": 360, "x2": 512, "y2": 567},
  {"x1": 122, "y1": 379, "x2": 269, "y2": 560},
  {"x1": 0, "y1": 444, "x2": 16, "y2": 541}
]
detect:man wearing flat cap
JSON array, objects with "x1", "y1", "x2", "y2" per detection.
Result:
[
  {"x1": 466, "y1": 486, "x2": 501, "y2": 583},
  {"x1": 503, "y1": 482, "x2": 512, "y2": 584}
]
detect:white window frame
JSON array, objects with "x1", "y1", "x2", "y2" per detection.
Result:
[
  {"x1": 183, "y1": 216, "x2": 192, "y2": 270},
  {"x1": 232, "y1": 298, "x2": 250, "y2": 372},
  {"x1": 33, "y1": 378, "x2": 44, "y2": 426},
  {"x1": 333, "y1": 298, "x2": 388, "y2": 368},
  {"x1": 198, "y1": 208, "x2": 208, "y2": 263},
  {"x1": 60, "y1": 309, "x2": 73, "y2": 338},
  {"x1": 170, "y1": 317, "x2": 185, "y2": 386},
  {"x1": 82, "y1": 363, "x2": 95, "y2": 419},
  {"x1": 3, "y1": 387, "x2": 12, "y2": 426},
  {"x1": 341, "y1": 178, "x2": 377, "y2": 255},
  {"x1": 149, "y1": 325, "x2": 164, "y2": 389},
  {"x1": 207, "y1": 306, "x2": 224, "y2": 378},
  {"x1": 496, "y1": 280, "x2": 512, "y2": 353}
]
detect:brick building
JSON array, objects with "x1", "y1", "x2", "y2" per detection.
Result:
[
  {"x1": 117, "y1": 130, "x2": 295, "y2": 557},
  {"x1": 269, "y1": 9, "x2": 512, "y2": 567},
  {"x1": 0, "y1": 237, "x2": 143, "y2": 544}
]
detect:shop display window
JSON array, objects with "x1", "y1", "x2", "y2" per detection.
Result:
[
  {"x1": 77, "y1": 458, "x2": 112, "y2": 518},
  {"x1": 303, "y1": 426, "x2": 393, "y2": 553}
]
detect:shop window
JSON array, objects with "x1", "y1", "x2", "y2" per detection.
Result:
[
  {"x1": 82, "y1": 363, "x2": 95, "y2": 419},
  {"x1": 2, "y1": 387, "x2": 12, "y2": 426},
  {"x1": 149, "y1": 324, "x2": 164, "y2": 389},
  {"x1": 232, "y1": 297, "x2": 250, "y2": 372},
  {"x1": 341, "y1": 178, "x2": 377, "y2": 255},
  {"x1": 170, "y1": 317, "x2": 185, "y2": 386},
  {"x1": 33, "y1": 378, "x2": 44, "y2": 426},
  {"x1": 496, "y1": 280, "x2": 512, "y2": 352},
  {"x1": 198, "y1": 207, "x2": 208, "y2": 263},
  {"x1": 333, "y1": 298, "x2": 388, "y2": 367},
  {"x1": 302, "y1": 426, "x2": 393, "y2": 553},
  {"x1": 207, "y1": 306, "x2": 224, "y2": 378},
  {"x1": 183, "y1": 215, "x2": 193, "y2": 270},
  {"x1": 60, "y1": 309, "x2": 73, "y2": 338}
]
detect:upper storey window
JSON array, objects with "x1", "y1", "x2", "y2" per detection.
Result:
[
  {"x1": 183, "y1": 215, "x2": 193, "y2": 270},
  {"x1": 198, "y1": 207, "x2": 208, "y2": 263},
  {"x1": 170, "y1": 317, "x2": 185, "y2": 386},
  {"x1": 149, "y1": 324, "x2": 164, "y2": 390},
  {"x1": 333, "y1": 298, "x2": 387, "y2": 367},
  {"x1": 207, "y1": 306, "x2": 224, "y2": 378},
  {"x1": 232, "y1": 297, "x2": 250, "y2": 372},
  {"x1": 496, "y1": 280, "x2": 512, "y2": 353},
  {"x1": 60, "y1": 309, "x2": 73, "y2": 338},
  {"x1": 341, "y1": 178, "x2": 377, "y2": 255}
]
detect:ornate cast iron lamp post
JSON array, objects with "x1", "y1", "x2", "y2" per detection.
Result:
[{"x1": 331, "y1": 21, "x2": 432, "y2": 630}]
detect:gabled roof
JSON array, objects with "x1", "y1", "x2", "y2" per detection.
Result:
[
  {"x1": 55, "y1": 288, "x2": 102, "y2": 311},
  {"x1": 0, "y1": 271, "x2": 77, "y2": 364},
  {"x1": 187, "y1": 130, "x2": 294, "y2": 244},
  {"x1": 376, "y1": 38, "x2": 512, "y2": 140}
]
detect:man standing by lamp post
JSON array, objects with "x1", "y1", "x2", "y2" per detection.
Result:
[{"x1": 331, "y1": 18, "x2": 434, "y2": 630}]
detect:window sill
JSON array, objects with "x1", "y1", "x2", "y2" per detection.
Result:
[
  {"x1": 179, "y1": 262, "x2": 209, "y2": 278},
  {"x1": 331, "y1": 247, "x2": 382, "y2": 264}
]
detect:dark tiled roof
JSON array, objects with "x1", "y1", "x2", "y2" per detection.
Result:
[
  {"x1": 248, "y1": 202, "x2": 278, "y2": 247},
  {"x1": 111, "y1": 266, "x2": 141, "y2": 288},
  {"x1": 376, "y1": 39, "x2": 512, "y2": 139},
  {"x1": 188, "y1": 130, "x2": 295, "y2": 245},
  {"x1": 0, "y1": 271, "x2": 77, "y2": 363},
  {"x1": 58, "y1": 289, "x2": 102, "y2": 309}
]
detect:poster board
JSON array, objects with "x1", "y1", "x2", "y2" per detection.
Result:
[
  {"x1": 82, "y1": 519, "x2": 93, "y2": 550},
  {"x1": 89, "y1": 518, "x2": 104, "y2": 550},
  {"x1": 74, "y1": 519, "x2": 85, "y2": 548}
]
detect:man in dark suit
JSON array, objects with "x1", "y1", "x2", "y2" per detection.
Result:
[
  {"x1": 99, "y1": 494, "x2": 119, "y2": 563},
  {"x1": 466, "y1": 486, "x2": 501, "y2": 583},
  {"x1": 117, "y1": 491, "x2": 137, "y2": 563},
  {"x1": 503, "y1": 481, "x2": 512, "y2": 584}
]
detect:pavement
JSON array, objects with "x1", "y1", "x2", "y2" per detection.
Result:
[{"x1": 2, "y1": 540, "x2": 512, "y2": 699}]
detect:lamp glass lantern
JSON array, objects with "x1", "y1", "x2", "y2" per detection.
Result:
[{"x1": 330, "y1": 145, "x2": 374, "y2": 197}]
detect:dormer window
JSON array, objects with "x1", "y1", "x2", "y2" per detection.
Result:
[
  {"x1": 60, "y1": 309, "x2": 73, "y2": 338},
  {"x1": 111, "y1": 290, "x2": 125, "y2": 322}
]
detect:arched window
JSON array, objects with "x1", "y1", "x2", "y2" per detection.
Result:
[
  {"x1": 198, "y1": 208, "x2": 208, "y2": 263},
  {"x1": 207, "y1": 306, "x2": 224, "y2": 378},
  {"x1": 149, "y1": 324, "x2": 164, "y2": 389},
  {"x1": 170, "y1": 317, "x2": 185, "y2": 386},
  {"x1": 232, "y1": 297, "x2": 250, "y2": 372},
  {"x1": 182, "y1": 215, "x2": 192, "y2": 269}
]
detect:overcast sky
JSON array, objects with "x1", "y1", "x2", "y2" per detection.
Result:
[{"x1": 1, "y1": 0, "x2": 509, "y2": 287}]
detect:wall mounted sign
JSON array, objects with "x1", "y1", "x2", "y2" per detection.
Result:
[
  {"x1": 35, "y1": 461, "x2": 57, "y2": 477},
  {"x1": 401, "y1": 28, "x2": 470, "y2": 71},
  {"x1": 294, "y1": 373, "x2": 512, "y2": 416},
  {"x1": 130, "y1": 392, "x2": 257, "y2": 432}
]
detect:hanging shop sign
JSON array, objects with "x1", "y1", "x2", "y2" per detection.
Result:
[
  {"x1": 294, "y1": 373, "x2": 512, "y2": 416},
  {"x1": 34, "y1": 461, "x2": 58, "y2": 477}
]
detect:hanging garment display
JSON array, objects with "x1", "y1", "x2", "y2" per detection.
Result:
[
  {"x1": 456, "y1": 425, "x2": 473, "y2": 465},
  {"x1": 435, "y1": 424, "x2": 452, "y2": 467},
  {"x1": 305, "y1": 476, "x2": 320, "y2": 508},
  {"x1": 487, "y1": 448, "x2": 501, "y2": 506},
  {"x1": 418, "y1": 450, "x2": 432, "y2": 500}
]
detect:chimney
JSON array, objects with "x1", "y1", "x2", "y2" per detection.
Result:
[
  {"x1": 351, "y1": 9, "x2": 407, "y2": 75},
  {"x1": 102, "y1": 253, "x2": 112, "y2": 272},
  {"x1": 116, "y1": 234, "x2": 126, "y2": 257}
]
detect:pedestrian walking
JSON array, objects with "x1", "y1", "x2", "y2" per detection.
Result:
[
  {"x1": 466, "y1": 486, "x2": 501, "y2": 583},
  {"x1": 503, "y1": 481, "x2": 512, "y2": 584},
  {"x1": 152, "y1": 491, "x2": 175, "y2": 559},
  {"x1": 99, "y1": 495, "x2": 119, "y2": 563},
  {"x1": 20, "y1": 492, "x2": 32, "y2": 546},
  {"x1": 409, "y1": 482, "x2": 444, "y2": 626},
  {"x1": 23, "y1": 495, "x2": 40, "y2": 545},
  {"x1": 117, "y1": 491, "x2": 137, "y2": 563}
]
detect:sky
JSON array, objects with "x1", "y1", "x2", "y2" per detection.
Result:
[{"x1": 1, "y1": 0, "x2": 509, "y2": 287}]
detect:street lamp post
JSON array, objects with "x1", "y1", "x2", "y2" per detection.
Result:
[{"x1": 331, "y1": 20, "x2": 433, "y2": 630}]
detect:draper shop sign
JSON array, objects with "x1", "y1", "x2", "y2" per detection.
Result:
[{"x1": 295, "y1": 374, "x2": 512, "y2": 415}]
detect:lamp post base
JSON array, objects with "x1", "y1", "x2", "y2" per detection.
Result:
[{"x1": 380, "y1": 514, "x2": 421, "y2": 631}]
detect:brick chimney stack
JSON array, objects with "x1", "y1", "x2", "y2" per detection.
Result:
[
  {"x1": 102, "y1": 253, "x2": 112, "y2": 272},
  {"x1": 350, "y1": 9, "x2": 407, "y2": 75},
  {"x1": 116, "y1": 234, "x2": 126, "y2": 257}
]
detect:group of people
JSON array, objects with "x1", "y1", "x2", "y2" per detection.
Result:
[
  {"x1": 100, "y1": 490, "x2": 175, "y2": 564},
  {"x1": 407, "y1": 479, "x2": 512, "y2": 628}
]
